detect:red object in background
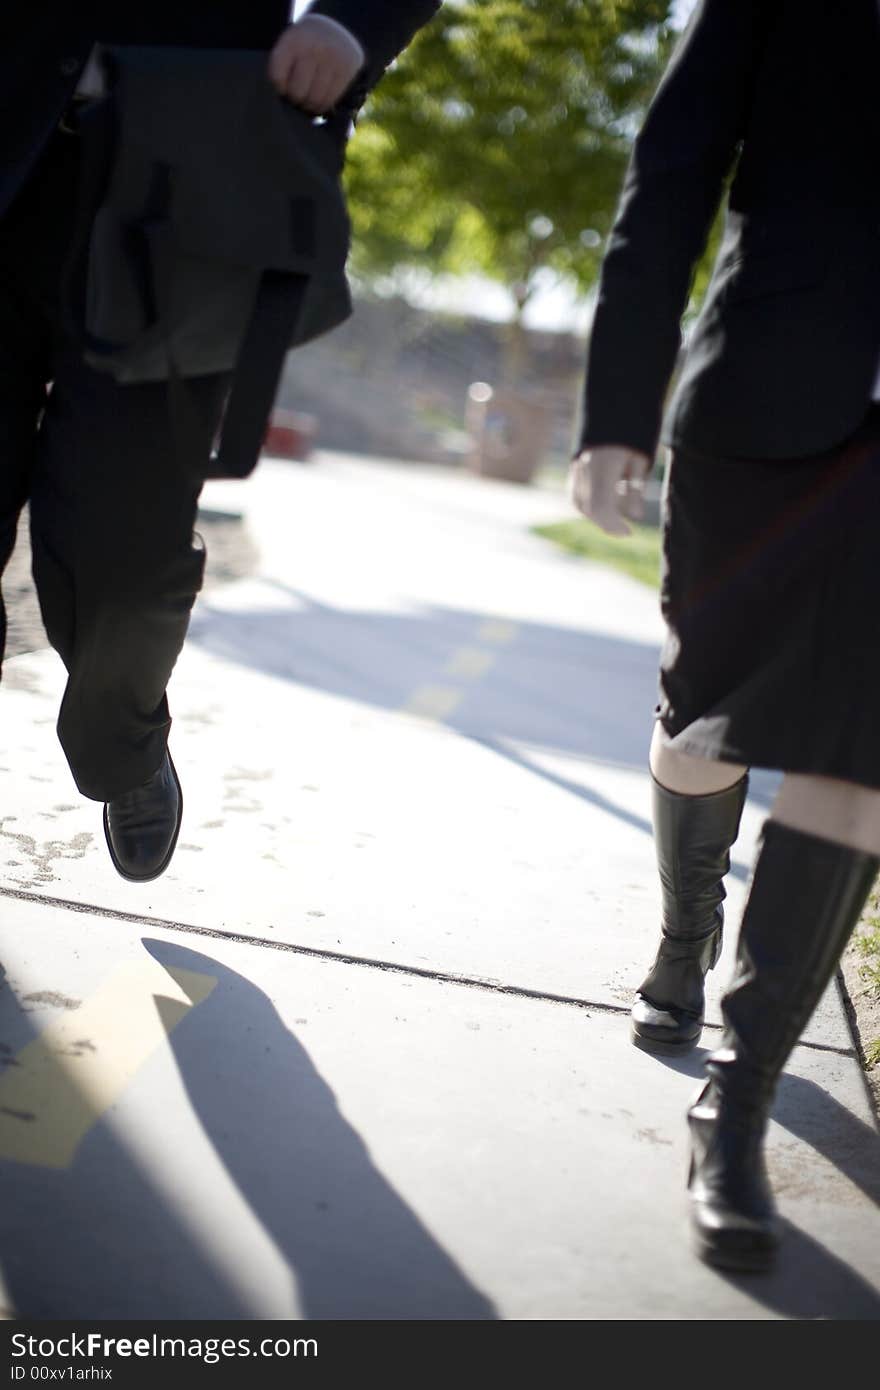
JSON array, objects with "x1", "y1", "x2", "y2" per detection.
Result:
[{"x1": 263, "y1": 408, "x2": 318, "y2": 460}]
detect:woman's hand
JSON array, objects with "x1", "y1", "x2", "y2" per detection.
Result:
[
  {"x1": 268, "y1": 17, "x2": 365, "y2": 114},
  {"x1": 569, "y1": 445, "x2": 652, "y2": 537}
]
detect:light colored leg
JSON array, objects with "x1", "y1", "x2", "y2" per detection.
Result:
[
  {"x1": 772, "y1": 774, "x2": 880, "y2": 856},
  {"x1": 649, "y1": 721, "x2": 747, "y2": 796}
]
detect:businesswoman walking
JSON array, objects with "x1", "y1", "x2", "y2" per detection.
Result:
[{"x1": 571, "y1": 0, "x2": 880, "y2": 1270}]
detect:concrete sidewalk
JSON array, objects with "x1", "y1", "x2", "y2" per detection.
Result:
[{"x1": 0, "y1": 451, "x2": 878, "y2": 1320}]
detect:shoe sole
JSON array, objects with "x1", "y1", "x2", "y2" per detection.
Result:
[
  {"x1": 693, "y1": 1231, "x2": 776, "y2": 1274},
  {"x1": 102, "y1": 753, "x2": 183, "y2": 884},
  {"x1": 631, "y1": 1022, "x2": 702, "y2": 1055}
]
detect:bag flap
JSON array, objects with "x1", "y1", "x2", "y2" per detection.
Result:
[{"x1": 100, "y1": 45, "x2": 350, "y2": 275}]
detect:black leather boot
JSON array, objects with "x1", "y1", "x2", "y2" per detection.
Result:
[
  {"x1": 103, "y1": 750, "x2": 183, "y2": 883},
  {"x1": 631, "y1": 773, "x2": 748, "y2": 1053},
  {"x1": 688, "y1": 820, "x2": 878, "y2": 1271}
]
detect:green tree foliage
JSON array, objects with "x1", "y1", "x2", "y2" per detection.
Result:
[{"x1": 344, "y1": 0, "x2": 677, "y2": 318}]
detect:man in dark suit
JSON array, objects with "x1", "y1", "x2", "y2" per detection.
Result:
[
  {"x1": 0, "y1": 1, "x2": 440, "y2": 881},
  {"x1": 570, "y1": 0, "x2": 880, "y2": 1269}
]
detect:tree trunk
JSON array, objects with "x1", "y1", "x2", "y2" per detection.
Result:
[{"x1": 501, "y1": 281, "x2": 532, "y2": 390}]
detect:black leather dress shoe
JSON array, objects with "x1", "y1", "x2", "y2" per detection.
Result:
[{"x1": 103, "y1": 752, "x2": 183, "y2": 882}]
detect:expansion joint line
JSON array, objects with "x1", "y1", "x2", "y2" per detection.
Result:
[{"x1": 0, "y1": 886, "x2": 856, "y2": 1058}]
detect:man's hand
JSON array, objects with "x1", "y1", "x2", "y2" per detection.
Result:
[
  {"x1": 569, "y1": 445, "x2": 652, "y2": 537},
  {"x1": 268, "y1": 17, "x2": 365, "y2": 114}
]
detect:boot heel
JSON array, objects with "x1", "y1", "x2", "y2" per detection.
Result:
[
  {"x1": 631, "y1": 1021, "x2": 701, "y2": 1054},
  {"x1": 691, "y1": 1227, "x2": 777, "y2": 1273}
]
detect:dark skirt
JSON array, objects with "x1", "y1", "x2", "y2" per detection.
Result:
[{"x1": 657, "y1": 403, "x2": 880, "y2": 789}]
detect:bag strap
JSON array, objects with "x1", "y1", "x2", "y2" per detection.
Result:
[
  {"x1": 166, "y1": 270, "x2": 309, "y2": 481},
  {"x1": 60, "y1": 97, "x2": 117, "y2": 340},
  {"x1": 213, "y1": 270, "x2": 310, "y2": 478}
]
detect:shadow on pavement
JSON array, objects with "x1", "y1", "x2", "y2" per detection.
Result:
[
  {"x1": 0, "y1": 967, "x2": 249, "y2": 1318},
  {"x1": 192, "y1": 587, "x2": 662, "y2": 768},
  {"x1": 189, "y1": 586, "x2": 776, "y2": 860},
  {"x1": 144, "y1": 937, "x2": 496, "y2": 1319},
  {"x1": 633, "y1": 1044, "x2": 880, "y2": 1318},
  {"x1": 717, "y1": 1222, "x2": 880, "y2": 1320},
  {"x1": 773, "y1": 1069, "x2": 880, "y2": 1207},
  {"x1": 0, "y1": 942, "x2": 496, "y2": 1319}
]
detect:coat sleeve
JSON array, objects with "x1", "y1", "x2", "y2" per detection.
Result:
[
  {"x1": 304, "y1": 0, "x2": 442, "y2": 94},
  {"x1": 577, "y1": 0, "x2": 774, "y2": 459}
]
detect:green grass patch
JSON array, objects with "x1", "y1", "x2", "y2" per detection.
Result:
[
  {"x1": 533, "y1": 519, "x2": 662, "y2": 589},
  {"x1": 855, "y1": 881, "x2": 880, "y2": 1069},
  {"x1": 857, "y1": 930, "x2": 880, "y2": 997}
]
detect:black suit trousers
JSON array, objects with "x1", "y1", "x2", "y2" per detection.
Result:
[{"x1": 0, "y1": 122, "x2": 229, "y2": 801}]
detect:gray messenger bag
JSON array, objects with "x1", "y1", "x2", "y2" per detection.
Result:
[{"x1": 69, "y1": 45, "x2": 353, "y2": 477}]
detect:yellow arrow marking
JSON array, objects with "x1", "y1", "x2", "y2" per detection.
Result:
[{"x1": 0, "y1": 960, "x2": 216, "y2": 1170}]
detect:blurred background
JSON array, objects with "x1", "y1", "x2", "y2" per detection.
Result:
[{"x1": 280, "y1": 0, "x2": 701, "y2": 487}]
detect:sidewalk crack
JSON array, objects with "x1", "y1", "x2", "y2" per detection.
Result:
[{"x1": 0, "y1": 885, "x2": 858, "y2": 1057}]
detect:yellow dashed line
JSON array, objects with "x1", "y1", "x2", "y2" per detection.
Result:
[
  {"x1": 403, "y1": 685, "x2": 465, "y2": 721},
  {"x1": 445, "y1": 646, "x2": 495, "y2": 681},
  {"x1": 0, "y1": 960, "x2": 216, "y2": 1170},
  {"x1": 477, "y1": 619, "x2": 518, "y2": 645},
  {"x1": 401, "y1": 621, "x2": 518, "y2": 722}
]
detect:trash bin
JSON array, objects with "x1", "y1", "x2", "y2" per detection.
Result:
[{"x1": 464, "y1": 382, "x2": 552, "y2": 484}]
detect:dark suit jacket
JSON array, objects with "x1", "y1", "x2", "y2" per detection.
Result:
[
  {"x1": 579, "y1": 0, "x2": 880, "y2": 461},
  {"x1": 0, "y1": 0, "x2": 441, "y2": 222}
]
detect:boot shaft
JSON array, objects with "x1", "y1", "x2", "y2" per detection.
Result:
[
  {"x1": 687, "y1": 819, "x2": 877, "y2": 1272},
  {"x1": 653, "y1": 773, "x2": 748, "y2": 942},
  {"x1": 718, "y1": 820, "x2": 879, "y2": 1078},
  {"x1": 633, "y1": 773, "x2": 748, "y2": 1047}
]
